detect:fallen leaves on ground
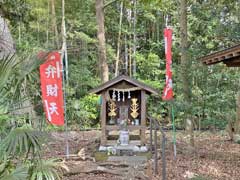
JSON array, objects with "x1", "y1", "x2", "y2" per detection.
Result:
[{"x1": 43, "y1": 130, "x2": 240, "y2": 180}]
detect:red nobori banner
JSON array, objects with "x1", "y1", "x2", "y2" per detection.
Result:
[
  {"x1": 162, "y1": 28, "x2": 173, "y2": 101},
  {"x1": 40, "y1": 52, "x2": 64, "y2": 126}
]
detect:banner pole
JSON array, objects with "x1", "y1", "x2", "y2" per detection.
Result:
[
  {"x1": 62, "y1": 51, "x2": 69, "y2": 159},
  {"x1": 61, "y1": 0, "x2": 69, "y2": 159}
]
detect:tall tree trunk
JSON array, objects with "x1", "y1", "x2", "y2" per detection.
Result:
[
  {"x1": 51, "y1": 0, "x2": 60, "y2": 49},
  {"x1": 115, "y1": 1, "x2": 123, "y2": 77},
  {"x1": 46, "y1": 0, "x2": 50, "y2": 47},
  {"x1": 127, "y1": 6, "x2": 132, "y2": 77},
  {"x1": 132, "y1": 0, "x2": 137, "y2": 77},
  {"x1": 96, "y1": 0, "x2": 109, "y2": 83},
  {"x1": 0, "y1": 15, "x2": 15, "y2": 58},
  {"x1": 179, "y1": 0, "x2": 194, "y2": 147},
  {"x1": 124, "y1": 34, "x2": 128, "y2": 73},
  {"x1": 61, "y1": 0, "x2": 68, "y2": 83}
]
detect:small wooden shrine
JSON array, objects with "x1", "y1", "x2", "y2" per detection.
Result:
[{"x1": 90, "y1": 75, "x2": 158, "y2": 146}]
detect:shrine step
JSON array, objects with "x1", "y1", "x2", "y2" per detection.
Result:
[
  {"x1": 107, "y1": 156, "x2": 148, "y2": 165},
  {"x1": 115, "y1": 145, "x2": 134, "y2": 156}
]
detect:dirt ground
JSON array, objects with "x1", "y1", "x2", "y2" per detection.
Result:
[{"x1": 43, "y1": 130, "x2": 240, "y2": 180}]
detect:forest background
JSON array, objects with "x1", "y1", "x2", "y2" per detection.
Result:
[{"x1": 1, "y1": 0, "x2": 240, "y2": 132}]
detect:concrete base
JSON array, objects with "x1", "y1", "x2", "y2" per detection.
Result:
[
  {"x1": 107, "y1": 156, "x2": 148, "y2": 165},
  {"x1": 99, "y1": 144, "x2": 148, "y2": 156}
]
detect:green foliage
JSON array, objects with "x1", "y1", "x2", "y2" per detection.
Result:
[
  {"x1": 0, "y1": 55, "x2": 16, "y2": 91},
  {"x1": 0, "y1": 127, "x2": 65, "y2": 180},
  {"x1": 0, "y1": 163, "x2": 29, "y2": 180},
  {"x1": 69, "y1": 31, "x2": 97, "y2": 44},
  {"x1": 30, "y1": 159, "x2": 67, "y2": 180},
  {"x1": 68, "y1": 94, "x2": 100, "y2": 128},
  {"x1": 2, "y1": 0, "x2": 240, "y2": 129},
  {"x1": 0, "y1": 51, "x2": 43, "y2": 111},
  {"x1": 0, "y1": 114, "x2": 9, "y2": 136},
  {"x1": 136, "y1": 52, "x2": 163, "y2": 81},
  {"x1": 0, "y1": 127, "x2": 44, "y2": 159}
]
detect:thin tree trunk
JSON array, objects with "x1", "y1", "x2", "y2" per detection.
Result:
[
  {"x1": 37, "y1": 20, "x2": 40, "y2": 43},
  {"x1": 127, "y1": 6, "x2": 132, "y2": 77},
  {"x1": 51, "y1": 0, "x2": 60, "y2": 49},
  {"x1": 179, "y1": 0, "x2": 194, "y2": 147},
  {"x1": 156, "y1": 11, "x2": 160, "y2": 43},
  {"x1": 46, "y1": 0, "x2": 50, "y2": 47},
  {"x1": 132, "y1": 0, "x2": 137, "y2": 77},
  {"x1": 124, "y1": 34, "x2": 128, "y2": 73},
  {"x1": 18, "y1": 22, "x2": 21, "y2": 44},
  {"x1": 129, "y1": 45, "x2": 132, "y2": 77},
  {"x1": 96, "y1": 0, "x2": 109, "y2": 83},
  {"x1": 115, "y1": 1, "x2": 123, "y2": 77}
]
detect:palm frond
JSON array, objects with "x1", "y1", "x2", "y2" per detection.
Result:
[
  {"x1": 0, "y1": 54, "x2": 16, "y2": 91},
  {"x1": 0, "y1": 127, "x2": 44, "y2": 159},
  {"x1": 0, "y1": 165, "x2": 29, "y2": 180},
  {"x1": 30, "y1": 159, "x2": 68, "y2": 180},
  {"x1": 2, "y1": 52, "x2": 42, "y2": 105},
  {"x1": 0, "y1": 49, "x2": 45, "y2": 107},
  {"x1": 0, "y1": 156, "x2": 28, "y2": 180}
]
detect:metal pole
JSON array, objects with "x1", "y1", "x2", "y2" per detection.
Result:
[
  {"x1": 162, "y1": 133, "x2": 166, "y2": 180},
  {"x1": 171, "y1": 102, "x2": 177, "y2": 159},
  {"x1": 62, "y1": 53, "x2": 69, "y2": 159},
  {"x1": 150, "y1": 117, "x2": 153, "y2": 152},
  {"x1": 154, "y1": 123, "x2": 158, "y2": 175},
  {"x1": 156, "y1": 119, "x2": 167, "y2": 180},
  {"x1": 61, "y1": 0, "x2": 69, "y2": 159}
]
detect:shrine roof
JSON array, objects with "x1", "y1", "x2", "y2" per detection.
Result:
[
  {"x1": 199, "y1": 43, "x2": 240, "y2": 67},
  {"x1": 90, "y1": 75, "x2": 159, "y2": 95}
]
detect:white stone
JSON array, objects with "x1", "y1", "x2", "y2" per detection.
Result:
[
  {"x1": 140, "y1": 146, "x2": 148, "y2": 152},
  {"x1": 133, "y1": 146, "x2": 140, "y2": 152},
  {"x1": 99, "y1": 146, "x2": 107, "y2": 151}
]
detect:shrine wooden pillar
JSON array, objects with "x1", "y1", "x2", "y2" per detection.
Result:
[
  {"x1": 140, "y1": 90, "x2": 146, "y2": 145},
  {"x1": 100, "y1": 91, "x2": 107, "y2": 145}
]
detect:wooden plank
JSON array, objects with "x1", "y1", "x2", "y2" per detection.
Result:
[
  {"x1": 100, "y1": 91, "x2": 107, "y2": 145},
  {"x1": 140, "y1": 90, "x2": 146, "y2": 145}
]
